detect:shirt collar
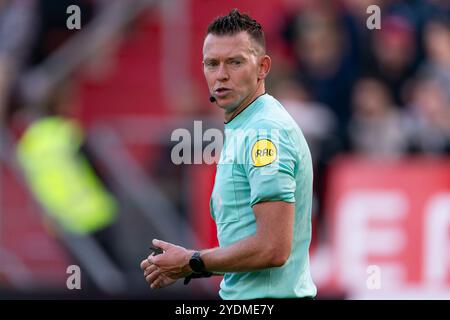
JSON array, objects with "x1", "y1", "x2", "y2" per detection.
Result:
[{"x1": 224, "y1": 93, "x2": 267, "y2": 130}]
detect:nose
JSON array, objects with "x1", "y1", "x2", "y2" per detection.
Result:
[{"x1": 216, "y1": 63, "x2": 229, "y2": 82}]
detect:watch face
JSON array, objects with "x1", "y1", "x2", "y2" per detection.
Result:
[
  {"x1": 190, "y1": 255, "x2": 204, "y2": 272},
  {"x1": 189, "y1": 252, "x2": 205, "y2": 272}
]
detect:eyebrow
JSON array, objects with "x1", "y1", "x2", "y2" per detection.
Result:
[
  {"x1": 226, "y1": 56, "x2": 245, "y2": 61},
  {"x1": 203, "y1": 55, "x2": 246, "y2": 62}
]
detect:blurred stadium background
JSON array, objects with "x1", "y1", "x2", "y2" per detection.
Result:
[{"x1": 0, "y1": 0, "x2": 449, "y2": 299}]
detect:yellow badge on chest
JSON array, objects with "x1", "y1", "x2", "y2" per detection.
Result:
[{"x1": 251, "y1": 139, "x2": 277, "y2": 167}]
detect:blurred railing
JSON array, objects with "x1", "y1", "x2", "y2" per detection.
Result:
[{"x1": 19, "y1": 0, "x2": 158, "y2": 110}]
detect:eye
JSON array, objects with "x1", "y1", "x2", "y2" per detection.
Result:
[
  {"x1": 204, "y1": 60, "x2": 218, "y2": 68},
  {"x1": 230, "y1": 60, "x2": 241, "y2": 66}
]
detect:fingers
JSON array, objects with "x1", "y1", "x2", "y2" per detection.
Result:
[
  {"x1": 145, "y1": 268, "x2": 161, "y2": 286},
  {"x1": 151, "y1": 277, "x2": 161, "y2": 289},
  {"x1": 141, "y1": 253, "x2": 157, "y2": 269},
  {"x1": 152, "y1": 239, "x2": 172, "y2": 251},
  {"x1": 147, "y1": 253, "x2": 160, "y2": 265},
  {"x1": 144, "y1": 264, "x2": 158, "y2": 277},
  {"x1": 140, "y1": 259, "x2": 150, "y2": 271},
  {"x1": 144, "y1": 270, "x2": 176, "y2": 289}
]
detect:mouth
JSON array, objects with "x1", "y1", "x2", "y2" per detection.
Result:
[{"x1": 214, "y1": 87, "x2": 232, "y2": 97}]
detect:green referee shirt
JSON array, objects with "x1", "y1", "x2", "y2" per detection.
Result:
[{"x1": 210, "y1": 93, "x2": 317, "y2": 300}]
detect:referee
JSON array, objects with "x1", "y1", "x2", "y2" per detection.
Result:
[{"x1": 141, "y1": 9, "x2": 317, "y2": 300}]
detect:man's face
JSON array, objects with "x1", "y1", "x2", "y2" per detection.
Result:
[{"x1": 203, "y1": 31, "x2": 262, "y2": 112}]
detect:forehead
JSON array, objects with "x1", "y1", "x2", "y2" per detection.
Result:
[{"x1": 203, "y1": 32, "x2": 255, "y2": 59}]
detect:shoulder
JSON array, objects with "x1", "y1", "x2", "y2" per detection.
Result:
[{"x1": 250, "y1": 94, "x2": 299, "y2": 130}]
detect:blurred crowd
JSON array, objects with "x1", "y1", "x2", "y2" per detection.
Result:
[{"x1": 269, "y1": 0, "x2": 450, "y2": 163}]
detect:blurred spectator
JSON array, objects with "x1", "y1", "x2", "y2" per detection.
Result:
[
  {"x1": 342, "y1": 0, "x2": 386, "y2": 21},
  {"x1": 280, "y1": 1, "x2": 358, "y2": 132},
  {"x1": 11, "y1": 79, "x2": 133, "y2": 284},
  {"x1": 348, "y1": 77, "x2": 409, "y2": 156},
  {"x1": 404, "y1": 77, "x2": 450, "y2": 154},
  {"x1": 387, "y1": 0, "x2": 450, "y2": 32},
  {"x1": 365, "y1": 15, "x2": 419, "y2": 107},
  {"x1": 418, "y1": 17, "x2": 450, "y2": 98},
  {"x1": 341, "y1": 0, "x2": 387, "y2": 65},
  {"x1": 275, "y1": 79, "x2": 338, "y2": 166}
]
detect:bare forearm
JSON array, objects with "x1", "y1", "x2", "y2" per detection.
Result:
[{"x1": 200, "y1": 234, "x2": 281, "y2": 273}]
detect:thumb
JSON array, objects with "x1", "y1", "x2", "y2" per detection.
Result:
[{"x1": 153, "y1": 239, "x2": 173, "y2": 251}]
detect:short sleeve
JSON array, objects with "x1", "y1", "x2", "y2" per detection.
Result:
[{"x1": 242, "y1": 120, "x2": 298, "y2": 207}]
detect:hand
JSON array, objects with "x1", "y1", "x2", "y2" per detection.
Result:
[
  {"x1": 139, "y1": 239, "x2": 195, "y2": 289},
  {"x1": 147, "y1": 239, "x2": 194, "y2": 280},
  {"x1": 140, "y1": 260, "x2": 178, "y2": 289}
]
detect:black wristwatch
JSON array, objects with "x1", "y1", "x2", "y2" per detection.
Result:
[
  {"x1": 189, "y1": 251, "x2": 207, "y2": 273},
  {"x1": 184, "y1": 252, "x2": 212, "y2": 285}
]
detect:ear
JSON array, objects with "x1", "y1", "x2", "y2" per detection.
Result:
[{"x1": 257, "y1": 55, "x2": 271, "y2": 81}]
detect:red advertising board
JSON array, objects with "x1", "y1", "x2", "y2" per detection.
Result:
[{"x1": 318, "y1": 156, "x2": 450, "y2": 299}]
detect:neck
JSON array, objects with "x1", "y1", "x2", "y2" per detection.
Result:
[{"x1": 224, "y1": 82, "x2": 265, "y2": 123}]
